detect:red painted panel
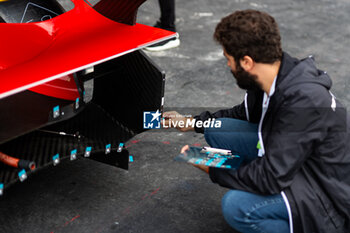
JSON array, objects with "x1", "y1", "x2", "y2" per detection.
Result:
[
  {"x1": 0, "y1": 0, "x2": 176, "y2": 99},
  {"x1": 29, "y1": 75, "x2": 80, "y2": 100}
]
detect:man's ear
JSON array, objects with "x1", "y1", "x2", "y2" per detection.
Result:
[{"x1": 240, "y1": 56, "x2": 254, "y2": 71}]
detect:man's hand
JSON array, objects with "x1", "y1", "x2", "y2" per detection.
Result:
[
  {"x1": 162, "y1": 111, "x2": 195, "y2": 132},
  {"x1": 192, "y1": 164, "x2": 209, "y2": 174},
  {"x1": 181, "y1": 145, "x2": 209, "y2": 174}
]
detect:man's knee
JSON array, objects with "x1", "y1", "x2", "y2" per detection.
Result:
[
  {"x1": 204, "y1": 118, "x2": 238, "y2": 143},
  {"x1": 204, "y1": 118, "x2": 226, "y2": 148},
  {"x1": 221, "y1": 190, "x2": 248, "y2": 226},
  {"x1": 204, "y1": 118, "x2": 258, "y2": 154},
  {"x1": 204, "y1": 118, "x2": 257, "y2": 137},
  {"x1": 204, "y1": 118, "x2": 226, "y2": 135}
]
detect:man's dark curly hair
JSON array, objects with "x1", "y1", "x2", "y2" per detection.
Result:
[{"x1": 214, "y1": 9, "x2": 282, "y2": 64}]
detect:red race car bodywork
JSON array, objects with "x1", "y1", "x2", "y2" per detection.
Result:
[
  {"x1": 0, "y1": 0, "x2": 175, "y2": 195},
  {"x1": 0, "y1": 0, "x2": 174, "y2": 100}
]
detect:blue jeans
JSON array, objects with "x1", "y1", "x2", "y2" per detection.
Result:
[{"x1": 204, "y1": 118, "x2": 290, "y2": 233}]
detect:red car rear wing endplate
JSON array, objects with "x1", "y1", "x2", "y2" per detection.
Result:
[{"x1": 0, "y1": 0, "x2": 176, "y2": 99}]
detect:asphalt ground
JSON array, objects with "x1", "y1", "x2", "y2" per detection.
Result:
[{"x1": 0, "y1": 0, "x2": 349, "y2": 232}]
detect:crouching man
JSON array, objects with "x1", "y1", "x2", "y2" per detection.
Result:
[{"x1": 163, "y1": 9, "x2": 350, "y2": 233}]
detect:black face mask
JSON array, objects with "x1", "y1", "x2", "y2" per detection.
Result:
[{"x1": 231, "y1": 63, "x2": 262, "y2": 91}]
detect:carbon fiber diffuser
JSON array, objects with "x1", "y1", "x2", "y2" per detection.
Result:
[{"x1": 0, "y1": 50, "x2": 165, "y2": 191}]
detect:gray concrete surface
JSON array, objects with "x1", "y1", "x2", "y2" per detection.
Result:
[{"x1": 0, "y1": 0, "x2": 349, "y2": 232}]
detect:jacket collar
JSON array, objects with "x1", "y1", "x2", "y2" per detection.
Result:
[{"x1": 276, "y1": 52, "x2": 300, "y2": 88}]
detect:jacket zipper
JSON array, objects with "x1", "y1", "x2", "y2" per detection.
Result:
[
  {"x1": 244, "y1": 92, "x2": 250, "y2": 121},
  {"x1": 281, "y1": 191, "x2": 294, "y2": 233},
  {"x1": 257, "y1": 90, "x2": 294, "y2": 232},
  {"x1": 257, "y1": 94, "x2": 268, "y2": 157}
]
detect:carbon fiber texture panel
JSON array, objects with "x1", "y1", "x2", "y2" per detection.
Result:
[
  {"x1": 0, "y1": 103, "x2": 134, "y2": 187},
  {"x1": 93, "y1": 50, "x2": 165, "y2": 133},
  {"x1": 0, "y1": 50, "x2": 165, "y2": 191}
]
